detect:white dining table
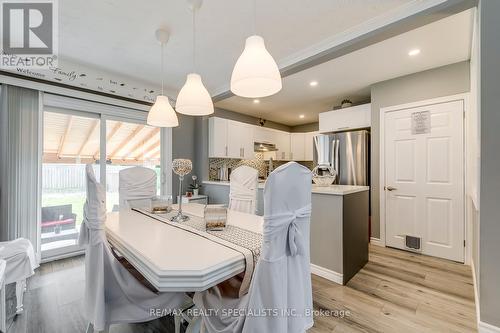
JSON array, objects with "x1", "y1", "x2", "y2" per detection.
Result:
[{"x1": 105, "y1": 203, "x2": 263, "y2": 292}]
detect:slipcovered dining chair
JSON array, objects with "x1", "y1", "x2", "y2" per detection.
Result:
[
  {"x1": 0, "y1": 238, "x2": 37, "y2": 315},
  {"x1": 118, "y1": 166, "x2": 157, "y2": 209},
  {"x1": 79, "y1": 164, "x2": 189, "y2": 333},
  {"x1": 194, "y1": 162, "x2": 314, "y2": 333},
  {"x1": 228, "y1": 166, "x2": 259, "y2": 214}
]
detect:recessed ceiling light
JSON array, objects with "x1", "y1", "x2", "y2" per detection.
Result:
[
  {"x1": 309, "y1": 81, "x2": 318, "y2": 87},
  {"x1": 299, "y1": 114, "x2": 305, "y2": 119},
  {"x1": 253, "y1": 99, "x2": 260, "y2": 104},
  {"x1": 408, "y1": 49, "x2": 421, "y2": 56}
]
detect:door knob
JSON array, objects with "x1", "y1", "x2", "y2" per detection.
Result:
[{"x1": 385, "y1": 186, "x2": 397, "y2": 191}]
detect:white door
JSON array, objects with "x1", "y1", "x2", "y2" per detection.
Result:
[{"x1": 384, "y1": 100, "x2": 464, "y2": 262}]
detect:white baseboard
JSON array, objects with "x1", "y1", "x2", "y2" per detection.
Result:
[
  {"x1": 370, "y1": 237, "x2": 384, "y2": 247},
  {"x1": 479, "y1": 321, "x2": 500, "y2": 333},
  {"x1": 310, "y1": 264, "x2": 343, "y2": 285}
]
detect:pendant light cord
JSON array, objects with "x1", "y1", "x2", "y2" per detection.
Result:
[
  {"x1": 253, "y1": 0, "x2": 257, "y2": 35},
  {"x1": 192, "y1": 9, "x2": 196, "y2": 73},
  {"x1": 161, "y1": 41, "x2": 164, "y2": 95}
]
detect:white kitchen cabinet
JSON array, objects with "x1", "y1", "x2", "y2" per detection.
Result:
[
  {"x1": 275, "y1": 131, "x2": 291, "y2": 160},
  {"x1": 210, "y1": 117, "x2": 317, "y2": 161},
  {"x1": 227, "y1": 120, "x2": 243, "y2": 158},
  {"x1": 304, "y1": 131, "x2": 318, "y2": 161},
  {"x1": 241, "y1": 123, "x2": 254, "y2": 159},
  {"x1": 253, "y1": 126, "x2": 275, "y2": 144},
  {"x1": 209, "y1": 118, "x2": 254, "y2": 159},
  {"x1": 208, "y1": 117, "x2": 228, "y2": 158},
  {"x1": 305, "y1": 131, "x2": 318, "y2": 161},
  {"x1": 319, "y1": 103, "x2": 371, "y2": 133},
  {"x1": 290, "y1": 133, "x2": 305, "y2": 161}
]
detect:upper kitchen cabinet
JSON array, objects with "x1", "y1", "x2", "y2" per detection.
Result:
[
  {"x1": 304, "y1": 131, "x2": 318, "y2": 161},
  {"x1": 208, "y1": 117, "x2": 229, "y2": 158},
  {"x1": 319, "y1": 103, "x2": 371, "y2": 133},
  {"x1": 275, "y1": 130, "x2": 291, "y2": 161},
  {"x1": 290, "y1": 133, "x2": 305, "y2": 161},
  {"x1": 253, "y1": 126, "x2": 275, "y2": 144},
  {"x1": 227, "y1": 120, "x2": 254, "y2": 159},
  {"x1": 209, "y1": 117, "x2": 254, "y2": 159}
]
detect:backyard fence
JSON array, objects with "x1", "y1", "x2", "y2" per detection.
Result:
[{"x1": 42, "y1": 163, "x2": 160, "y2": 192}]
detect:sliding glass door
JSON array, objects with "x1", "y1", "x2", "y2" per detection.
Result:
[
  {"x1": 41, "y1": 110, "x2": 100, "y2": 258},
  {"x1": 40, "y1": 97, "x2": 170, "y2": 261},
  {"x1": 104, "y1": 118, "x2": 162, "y2": 212}
]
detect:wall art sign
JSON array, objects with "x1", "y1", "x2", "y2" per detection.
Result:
[{"x1": 411, "y1": 111, "x2": 431, "y2": 135}]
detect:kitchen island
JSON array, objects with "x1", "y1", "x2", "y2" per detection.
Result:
[{"x1": 202, "y1": 181, "x2": 369, "y2": 284}]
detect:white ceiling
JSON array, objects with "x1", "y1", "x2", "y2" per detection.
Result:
[
  {"x1": 57, "y1": 0, "x2": 414, "y2": 96},
  {"x1": 216, "y1": 9, "x2": 474, "y2": 126}
]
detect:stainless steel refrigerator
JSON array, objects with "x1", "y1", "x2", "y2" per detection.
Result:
[{"x1": 313, "y1": 130, "x2": 370, "y2": 186}]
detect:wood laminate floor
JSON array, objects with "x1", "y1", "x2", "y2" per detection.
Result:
[
  {"x1": 310, "y1": 245, "x2": 477, "y2": 333},
  {"x1": 6, "y1": 245, "x2": 476, "y2": 333}
]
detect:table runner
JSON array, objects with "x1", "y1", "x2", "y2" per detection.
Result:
[{"x1": 133, "y1": 208, "x2": 262, "y2": 296}]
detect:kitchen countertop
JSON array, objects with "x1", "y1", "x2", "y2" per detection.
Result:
[{"x1": 202, "y1": 180, "x2": 369, "y2": 195}]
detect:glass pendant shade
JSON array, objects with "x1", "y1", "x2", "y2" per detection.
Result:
[
  {"x1": 231, "y1": 35, "x2": 282, "y2": 98},
  {"x1": 176, "y1": 73, "x2": 214, "y2": 116},
  {"x1": 147, "y1": 95, "x2": 179, "y2": 127}
]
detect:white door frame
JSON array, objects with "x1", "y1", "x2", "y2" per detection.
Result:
[{"x1": 379, "y1": 93, "x2": 471, "y2": 263}]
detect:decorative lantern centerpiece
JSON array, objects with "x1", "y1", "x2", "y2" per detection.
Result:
[{"x1": 171, "y1": 159, "x2": 192, "y2": 222}]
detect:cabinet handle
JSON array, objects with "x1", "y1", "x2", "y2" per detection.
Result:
[
  {"x1": 225, "y1": 146, "x2": 228, "y2": 156},
  {"x1": 282, "y1": 152, "x2": 285, "y2": 159},
  {"x1": 290, "y1": 152, "x2": 293, "y2": 160},
  {"x1": 242, "y1": 147, "x2": 245, "y2": 157}
]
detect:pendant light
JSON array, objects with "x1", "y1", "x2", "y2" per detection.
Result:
[
  {"x1": 147, "y1": 29, "x2": 179, "y2": 127},
  {"x1": 230, "y1": 0, "x2": 282, "y2": 98},
  {"x1": 176, "y1": 0, "x2": 214, "y2": 116}
]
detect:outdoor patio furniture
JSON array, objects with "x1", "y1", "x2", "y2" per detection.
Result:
[{"x1": 41, "y1": 204, "x2": 77, "y2": 234}]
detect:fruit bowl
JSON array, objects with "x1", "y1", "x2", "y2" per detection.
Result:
[
  {"x1": 312, "y1": 165, "x2": 337, "y2": 186},
  {"x1": 312, "y1": 175, "x2": 336, "y2": 186}
]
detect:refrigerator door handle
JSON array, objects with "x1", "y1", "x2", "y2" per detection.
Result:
[
  {"x1": 335, "y1": 139, "x2": 340, "y2": 178},
  {"x1": 329, "y1": 137, "x2": 335, "y2": 170}
]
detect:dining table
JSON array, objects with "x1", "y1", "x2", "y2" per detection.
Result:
[{"x1": 105, "y1": 203, "x2": 264, "y2": 293}]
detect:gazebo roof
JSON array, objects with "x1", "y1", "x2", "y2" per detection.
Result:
[{"x1": 43, "y1": 112, "x2": 160, "y2": 165}]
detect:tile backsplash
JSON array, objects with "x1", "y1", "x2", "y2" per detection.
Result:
[{"x1": 209, "y1": 153, "x2": 314, "y2": 180}]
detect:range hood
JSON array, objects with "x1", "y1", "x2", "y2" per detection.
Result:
[{"x1": 254, "y1": 142, "x2": 278, "y2": 152}]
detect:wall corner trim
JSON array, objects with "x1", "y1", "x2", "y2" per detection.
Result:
[
  {"x1": 370, "y1": 237, "x2": 385, "y2": 247},
  {"x1": 472, "y1": 260, "x2": 500, "y2": 333},
  {"x1": 310, "y1": 264, "x2": 343, "y2": 285}
]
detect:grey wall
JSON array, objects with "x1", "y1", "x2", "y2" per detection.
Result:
[
  {"x1": 370, "y1": 61, "x2": 470, "y2": 238},
  {"x1": 172, "y1": 114, "x2": 196, "y2": 202},
  {"x1": 479, "y1": 0, "x2": 500, "y2": 327},
  {"x1": 214, "y1": 108, "x2": 291, "y2": 132},
  {"x1": 290, "y1": 122, "x2": 319, "y2": 133}
]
